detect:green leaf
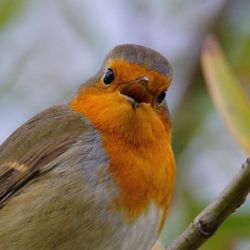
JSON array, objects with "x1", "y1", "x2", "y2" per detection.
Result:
[
  {"x1": 201, "y1": 35, "x2": 250, "y2": 154},
  {"x1": 0, "y1": 0, "x2": 26, "y2": 28}
]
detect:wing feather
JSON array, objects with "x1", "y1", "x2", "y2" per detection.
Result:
[{"x1": 0, "y1": 105, "x2": 89, "y2": 207}]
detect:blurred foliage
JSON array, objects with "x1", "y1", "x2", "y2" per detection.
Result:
[
  {"x1": 218, "y1": 0, "x2": 250, "y2": 91},
  {"x1": 172, "y1": 68, "x2": 212, "y2": 158},
  {"x1": 200, "y1": 3, "x2": 250, "y2": 248},
  {"x1": 201, "y1": 36, "x2": 250, "y2": 154},
  {"x1": 0, "y1": 0, "x2": 26, "y2": 29},
  {"x1": 163, "y1": 1, "x2": 250, "y2": 250}
]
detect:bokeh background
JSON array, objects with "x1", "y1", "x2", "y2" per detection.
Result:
[{"x1": 0, "y1": 0, "x2": 249, "y2": 249}]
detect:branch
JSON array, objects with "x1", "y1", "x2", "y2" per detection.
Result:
[{"x1": 166, "y1": 157, "x2": 250, "y2": 250}]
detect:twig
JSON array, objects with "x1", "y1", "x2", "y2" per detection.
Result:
[{"x1": 166, "y1": 157, "x2": 250, "y2": 250}]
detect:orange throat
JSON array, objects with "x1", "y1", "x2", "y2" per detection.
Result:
[{"x1": 70, "y1": 88, "x2": 176, "y2": 232}]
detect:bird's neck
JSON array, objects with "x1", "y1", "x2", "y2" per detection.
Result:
[
  {"x1": 70, "y1": 88, "x2": 175, "y2": 233},
  {"x1": 70, "y1": 88, "x2": 172, "y2": 144}
]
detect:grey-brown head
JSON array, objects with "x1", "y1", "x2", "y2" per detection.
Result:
[
  {"x1": 79, "y1": 44, "x2": 173, "y2": 112},
  {"x1": 103, "y1": 44, "x2": 172, "y2": 79}
]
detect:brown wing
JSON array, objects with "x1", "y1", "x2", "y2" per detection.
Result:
[{"x1": 0, "y1": 105, "x2": 90, "y2": 207}]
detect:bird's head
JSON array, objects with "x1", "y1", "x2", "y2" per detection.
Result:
[{"x1": 70, "y1": 44, "x2": 173, "y2": 143}]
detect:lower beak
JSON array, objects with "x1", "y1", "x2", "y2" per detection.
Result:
[{"x1": 118, "y1": 77, "x2": 151, "y2": 106}]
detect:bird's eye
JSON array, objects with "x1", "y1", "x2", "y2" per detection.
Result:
[
  {"x1": 103, "y1": 68, "x2": 114, "y2": 85},
  {"x1": 157, "y1": 91, "x2": 166, "y2": 105}
]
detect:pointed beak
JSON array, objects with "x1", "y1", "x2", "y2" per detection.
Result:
[{"x1": 118, "y1": 76, "x2": 151, "y2": 107}]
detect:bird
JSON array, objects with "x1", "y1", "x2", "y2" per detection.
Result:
[{"x1": 0, "y1": 44, "x2": 176, "y2": 250}]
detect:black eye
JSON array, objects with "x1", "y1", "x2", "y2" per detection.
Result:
[
  {"x1": 157, "y1": 91, "x2": 166, "y2": 105},
  {"x1": 103, "y1": 68, "x2": 114, "y2": 85}
]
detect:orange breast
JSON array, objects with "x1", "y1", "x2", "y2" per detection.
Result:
[
  {"x1": 104, "y1": 133, "x2": 175, "y2": 233},
  {"x1": 70, "y1": 88, "x2": 176, "y2": 232}
]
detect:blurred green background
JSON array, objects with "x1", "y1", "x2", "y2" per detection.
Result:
[{"x1": 0, "y1": 0, "x2": 249, "y2": 249}]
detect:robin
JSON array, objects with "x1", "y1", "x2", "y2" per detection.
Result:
[{"x1": 0, "y1": 44, "x2": 175, "y2": 250}]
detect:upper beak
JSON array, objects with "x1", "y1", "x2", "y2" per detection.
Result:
[
  {"x1": 132, "y1": 76, "x2": 149, "y2": 85},
  {"x1": 118, "y1": 76, "x2": 151, "y2": 107}
]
